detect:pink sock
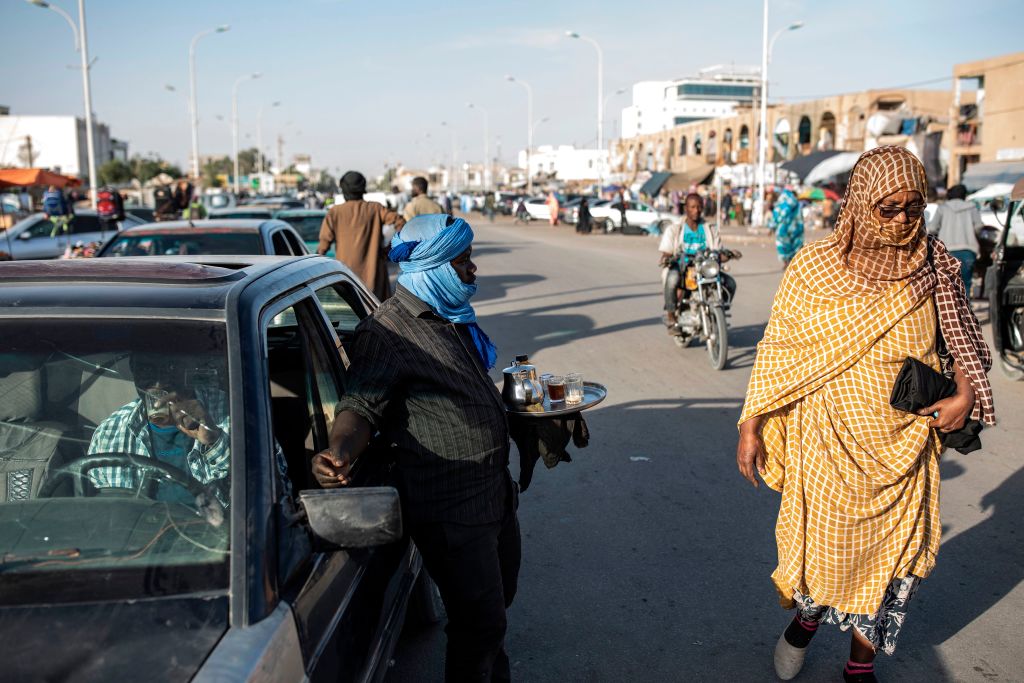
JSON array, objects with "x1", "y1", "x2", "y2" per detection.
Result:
[{"x1": 845, "y1": 660, "x2": 874, "y2": 675}]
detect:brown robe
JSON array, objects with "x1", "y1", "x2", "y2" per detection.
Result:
[{"x1": 317, "y1": 200, "x2": 405, "y2": 300}]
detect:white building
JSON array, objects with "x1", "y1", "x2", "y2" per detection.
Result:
[
  {"x1": 620, "y1": 65, "x2": 760, "y2": 139},
  {"x1": 517, "y1": 145, "x2": 607, "y2": 182},
  {"x1": 0, "y1": 114, "x2": 120, "y2": 184}
]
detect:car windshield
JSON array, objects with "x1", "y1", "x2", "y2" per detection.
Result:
[
  {"x1": 101, "y1": 232, "x2": 263, "y2": 256},
  {"x1": 0, "y1": 319, "x2": 231, "y2": 601},
  {"x1": 211, "y1": 210, "x2": 273, "y2": 219},
  {"x1": 277, "y1": 215, "x2": 324, "y2": 241}
]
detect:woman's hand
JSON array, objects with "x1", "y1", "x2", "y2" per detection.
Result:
[
  {"x1": 736, "y1": 418, "x2": 767, "y2": 488},
  {"x1": 919, "y1": 362, "x2": 977, "y2": 433}
]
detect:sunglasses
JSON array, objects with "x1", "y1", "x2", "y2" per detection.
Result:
[{"x1": 875, "y1": 203, "x2": 926, "y2": 220}]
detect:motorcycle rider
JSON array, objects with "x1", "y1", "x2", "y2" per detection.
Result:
[{"x1": 659, "y1": 193, "x2": 738, "y2": 334}]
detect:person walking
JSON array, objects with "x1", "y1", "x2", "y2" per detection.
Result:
[
  {"x1": 770, "y1": 188, "x2": 804, "y2": 268},
  {"x1": 513, "y1": 197, "x2": 528, "y2": 224},
  {"x1": 317, "y1": 171, "x2": 406, "y2": 300},
  {"x1": 721, "y1": 190, "x2": 734, "y2": 226},
  {"x1": 736, "y1": 146, "x2": 995, "y2": 683},
  {"x1": 545, "y1": 192, "x2": 560, "y2": 226},
  {"x1": 928, "y1": 183, "x2": 982, "y2": 297},
  {"x1": 484, "y1": 193, "x2": 496, "y2": 222},
  {"x1": 313, "y1": 214, "x2": 520, "y2": 682},
  {"x1": 172, "y1": 179, "x2": 194, "y2": 217},
  {"x1": 403, "y1": 176, "x2": 444, "y2": 221},
  {"x1": 576, "y1": 197, "x2": 592, "y2": 234}
]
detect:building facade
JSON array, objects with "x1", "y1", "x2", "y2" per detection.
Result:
[
  {"x1": 0, "y1": 114, "x2": 118, "y2": 184},
  {"x1": 620, "y1": 66, "x2": 760, "y2": 139},
  {"x1": 517, "y1": 145, "x2": 606, "y2": 182},
  {"x1": 947, "y1": 51, "x2": 1024, "y2": 186},
  {"x1": 611, "y1": 88, "x2": 953, "y2": 183}
]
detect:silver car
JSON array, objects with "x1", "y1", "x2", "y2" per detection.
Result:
[{"x1": 0, "y1": 210, "x2": 145, "y2": 260}]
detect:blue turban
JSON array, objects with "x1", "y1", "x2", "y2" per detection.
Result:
[{"x1": 388, "y1": 214, "x2": 497, "y2": 369}]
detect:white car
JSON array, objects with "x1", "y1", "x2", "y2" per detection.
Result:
[
  {"x1": 589, "y1": 200, "x2": 674, "y2": 233},
  {"x1": 521, "y1": 197, "x2": 555, "y2": 222}
]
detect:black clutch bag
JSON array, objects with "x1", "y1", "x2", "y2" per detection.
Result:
[{"x1": 889, "y1": 357, "x2": 983, "y2": 454}]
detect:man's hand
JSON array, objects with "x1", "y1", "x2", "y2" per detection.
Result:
[
  {"x1": 659, "y1": 252, "x2": 673, "y2": 268},
  {"x1": 312, "y1": 450, "x2": 351, "y2": 488},
  {"x1": 162, "y1": 393, "x2": 222, "y2": 446},
  {"x1": 736, "y1": 418, "x2": 767, "y2": 488}
]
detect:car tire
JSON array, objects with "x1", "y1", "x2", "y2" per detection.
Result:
[
  {"x1": 602, "y1": 218, "x2": 614, "y2": 233},
  {"x1": 408, "y1": 570, "x2": 445, "y2": 627}
]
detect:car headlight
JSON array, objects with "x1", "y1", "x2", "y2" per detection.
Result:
[{"x1": 700, "y1": 259, "x2": 719, "y2": 279}]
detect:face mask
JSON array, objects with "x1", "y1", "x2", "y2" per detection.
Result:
[{"x1": 870, "y1": 213, "x2": 921, "y2": 247}]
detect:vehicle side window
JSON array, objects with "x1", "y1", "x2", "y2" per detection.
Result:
[
  {"x1": 70, "y1": 215, "x2": 103, "y2": 234},
  {"x1": 271, "y1": 231, "x2": 292, "y2": 255},
  {"x1": 313, "y1": 282, "x2": 367, "y2": 337},
  {"x1": 283, "y1": 230, "x2": 305, "y2": 255},
  {"x1": 23, "y1": 219, "x2": 55, "y2": 238}
]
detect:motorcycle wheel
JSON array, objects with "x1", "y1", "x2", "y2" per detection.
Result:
[{"x1": 706, "y1": 305, "x2": 729, "y2": 370}]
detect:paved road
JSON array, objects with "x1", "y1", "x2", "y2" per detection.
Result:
[{"x1": 388, "y1": 215, "x2": 1024, "y2": 682}]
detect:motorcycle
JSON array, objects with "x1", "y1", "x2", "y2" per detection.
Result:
[
  {"x1": 669, "y1": 248, "x2": 738, "y2": 370},
  {"x1": 984, "y1": 178, "x2": 1024, "y2": 379}
]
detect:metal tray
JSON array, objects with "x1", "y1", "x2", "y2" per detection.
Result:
[{"x1": 505, "y1": 381, "x2": 607, "y2": 418}]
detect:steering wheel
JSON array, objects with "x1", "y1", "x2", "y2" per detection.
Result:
[{"x1": 39, "y1": 452, "x2": 210, "y2": 500}]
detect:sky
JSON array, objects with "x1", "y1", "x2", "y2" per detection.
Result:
[{"x1": 2, "y1": 0, "x2": 1021, "y2": 178}]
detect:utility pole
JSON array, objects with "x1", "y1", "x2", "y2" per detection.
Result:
[
  {"x1": 276, "y1": 134, "x2": 283, "y2": 176},
  {"x1": 24, "y1": 135, "x2": 35, "y2": 167}
]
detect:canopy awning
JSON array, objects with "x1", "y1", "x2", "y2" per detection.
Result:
[
  {"x1": 0, "y1": 168, "x2": 82, "y2": 189},
  {"x1": 639, "y1": 172, "x2": 672, "y2": 196},
  {"x1": 961, "y1": 161, "x2": 1024, "y2": 192},
  {"x1": 966, "y1": 183, "x2": 1016, "y2": 202},
  {"x1": 660, "y1": 165, "x2": 715, "y2": 193},
  {"x1": 803, "y1": 152, "x2": 861, "y2": 186},
  {"x1": 779, "y1": 150, "x2": 848, "y2": 182}
]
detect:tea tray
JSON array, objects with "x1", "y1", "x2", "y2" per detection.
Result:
[{"x1": 505, "y1": 381, "x2": 607, "y2": 418}]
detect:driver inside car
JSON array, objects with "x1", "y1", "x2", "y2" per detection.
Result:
[{"x1": 86, "y1": 353, "x2": 229, "y2": 504}]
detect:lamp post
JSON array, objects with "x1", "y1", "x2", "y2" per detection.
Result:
[
  {"x1": 257, "y1": 100, "x2": 281, "y2": 180},
  {"x1": 27, "y1": 0, "x2": 97, "y2": 206},
  {"x1": 505, "y1": 75, "x2": 534, "y2": 194},
  {"x1": 466, "y1": 103, "x2": 489, "y2": 191},
  {"x1": 754, "y1": 6, "x2": 803, "y2": 227},
  {"x1": 187, "y1": 25, "x2": 230, "y2": 183},
  {"x1": 232, "y1": 72, "x2": 261, "y2": 194},
  {"x1": 566, "y1": 30, "x2": 605, "y2": 190},
  {"x1": 440, "y1": 121, "x2": 458, "y2": 193}
]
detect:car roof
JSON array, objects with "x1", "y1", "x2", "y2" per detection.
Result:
[
  {"x1": 116, "y1": 219, "x2": 280, "y2": 234},
  {"x1": 0, "y1": 255, "x2": 352, "y2": 315},
  {"x1": 274, "y1": 209, "x2": 326, "y2": 216}
]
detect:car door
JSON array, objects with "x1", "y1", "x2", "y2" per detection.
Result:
[
  {"x1": 627, "y1": 201, "x2": 654, "y2": 226},
  {"x1": 10, "y1": 216, "x2": 62, "y2": 259},
  {"x1": 261, "y1": 290, "x2": 414, "y2": 682}
]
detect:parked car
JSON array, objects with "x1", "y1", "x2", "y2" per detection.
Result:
[
  {"x1": 96, "y1": 219, "x2": 309, "y2": 257},
  {"x1": 274, "y1": 208, "x2": 331, "y2": 255},
  {"x1": 0, "y1": 255, "x2": 440, "y2": 681},
  {"x1": 521, "y1": 197, "x2": 555, "y2": 222},
  {"x1": 589, "y1": 200, "x2": 674, "y2": 233},
  {"x1": 208, "y1": 207, "x2": 276, "y2": 220},
  {"x1": 201, "y1": 193, "x2": 237, "y2": 211},
  {"x1": 985, "y1": 177, "x2": 1024, "y2": 380},
  {"x1": 0, "y1": 210, "x2": 145, "y2": 260}
]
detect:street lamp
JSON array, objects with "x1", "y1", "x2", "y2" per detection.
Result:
[
  {"x1": 232, "y1": 72, "x2": 261, "y2": 194},
  {"x1": 440, "y1": 121, "x2": 459, "y2": 193},
  {"x1": 466, "y1": 103, "x2": 489, "y2": 191},
  {"x1": 564, "y1": 31, "x2": 604, "y2": 151},
  {"x1": 505, "y1": 75, "x2": 534, "y2": 194},
  {"x1": 188, "y1": 24, "x2": 230, "y2": 181},
  {"x1": 754, "y1": 8, "x2": 803, "y2": 227},
  {"x1": 27, "y1": 0, "x2": 97, "y2": 206},
  {"x1": 257, "y1": 100, "x2": 281, "y2": 178}
]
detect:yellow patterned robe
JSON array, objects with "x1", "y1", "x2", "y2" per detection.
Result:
[{"x1": 740, "y1": 241, "x2": 942, "y2": 615}]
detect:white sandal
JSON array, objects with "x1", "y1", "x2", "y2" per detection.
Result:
[{"x1": 774, "y1": 632, "x2": 808, "y2": 680}]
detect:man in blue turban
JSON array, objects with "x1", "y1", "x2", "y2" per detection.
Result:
[{"x1": 313, "y1": 213, "x2": 519, "y2": 681}]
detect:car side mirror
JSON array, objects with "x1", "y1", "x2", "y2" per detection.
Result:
[
  {"x1": 18, "y1": 231, "x2": 32, "y2": 240},
  {"x1": 298, "y1": 487, "x2": 402, "y2": 549}
]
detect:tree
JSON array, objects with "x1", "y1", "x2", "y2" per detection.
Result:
[
  {"x1": 97, "y1": 159, "x2": 132, "y2": 185},
  {"x1": 129, "y1": 154, "x2": 182, "y2": 183},
  {"x1": 314, "y1": 171, "x2": 337, "y2": 193},
  {"x1": 238, "y1": 148, "x2": 259, "y2": 176},
  {"x1": 201, "y1": 156, "x2": 232, "y2": 188}
]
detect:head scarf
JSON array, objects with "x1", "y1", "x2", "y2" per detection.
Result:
[
  {"x1": 824, "y1": 146, "x2": 930, "y2": 282},
  {"x1": 339, "y1": 171, "x2": 366, "y2": 201},
  {"x1": 388, "y1": 214, "x2": 497, "y2": 369}
]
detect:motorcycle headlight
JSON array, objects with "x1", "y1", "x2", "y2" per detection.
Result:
[{"x1": 700, "y1": 259, "x2": 719, "y2": 279}]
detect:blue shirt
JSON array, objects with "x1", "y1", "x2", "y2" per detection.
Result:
[
  {"x1": 147, "y1": 423, "x2": 195, "y2": 504},
  {"x1": 682, "y1": 223, "x2": 709, "y2": 256}
]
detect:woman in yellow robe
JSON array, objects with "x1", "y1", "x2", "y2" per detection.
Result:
[{"x1": 736, "y1": 147, "x2": 994, "y2": 683}]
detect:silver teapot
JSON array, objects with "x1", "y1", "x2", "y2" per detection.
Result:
[{"x1": 501, "y1": 355, "x2": 544, "y2": 407}]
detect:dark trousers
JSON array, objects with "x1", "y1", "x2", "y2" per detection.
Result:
[{"x1": 411, "y1": 481, "x2": 521, "y2": 682}]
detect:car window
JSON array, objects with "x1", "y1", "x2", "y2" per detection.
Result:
[
  {"x1": 271, "y1": 231, "x2": 292, "y2": 255},
  {"x1": 278, "y1": 215, "x2": 324, "y2": 242},
  {"x1": 313, "y1": 282, "x2": 367, "y2": 337},
  {"x1": 0, "y1": 319, "x2": 231, "y2": 601},
  {"x1": 283, "y1": 230, "x2": 305, "y2": 255},
  {"x1": 69, "y1": 215, "x2": 109, "y2": 235},
  {"x1": 102, "y1": 233, "x2": 262, "y2": 256},
  {"x1": 23, "y1": 218, "x2": 55, "y2": 238}
]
